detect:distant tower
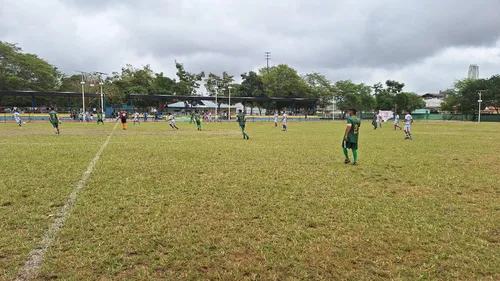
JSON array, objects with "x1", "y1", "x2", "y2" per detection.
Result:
[{"x1": 468, "y1": 64, "x2": 479, "y2": 79}]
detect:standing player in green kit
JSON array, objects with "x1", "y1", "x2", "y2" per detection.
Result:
[
  {"x1": 48, "y1": 107, "x2": 61, "y2": 135},
  {"x1": 97, "y1": 110, "x2": 104, "y2": 125},
  {"x1": 342, "y1": 108, "x2": 360, "y2": 165},
  {"x1": 195, "y1": 110, "x2": 202, "y2": 131},
  {"x1": 236, "y1": 109, "x2": 249, "y2": 140}
]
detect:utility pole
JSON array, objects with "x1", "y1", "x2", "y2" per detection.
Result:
[
  {"x1": 95, "y1": 71, "x2": 108, "y2": 114},
  {"x1": 478, "y1": 90, "x2": 484, "y2": 123},
  {"x1": 265, "y1": 52, "x2": 271, "y2": 71}
]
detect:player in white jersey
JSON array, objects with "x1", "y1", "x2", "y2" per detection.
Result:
[
  {"x1": 282, "y1": 113, "x2": 288, "y2": 131},
  {"x1": 404, "y1": 111, "x2": 413, "y2": 140},
  {"x1": 208, "y1": 112, "x2": 212, "y2": 122},
  {"x1": 376, "y1": 112, "x2": 383, "y2": 128},
  {"x1": 274, "y1": 112, "x2": 278, "y2": 127},
  {"x1": 13, "y1": 111, "x2": 22, "y2": 126},
  {"x1": 393, "y1": 112, "x2": 402, "y2": 130},
  {"x1": 168, "y1": 113, "x2": 179, "y2": 130},
  {"x1": 133, "y1": 111, "x2": 140, "y2": 125}
]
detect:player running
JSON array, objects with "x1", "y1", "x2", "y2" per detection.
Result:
[
  {"x1": 274, "y1": 112, "x2": 279, "y2": 127},
  {"x1": 236, "y1": 109, "x2": 249, "y2": 140},
  {"x1": 120, "y1": 111, "x2": 127, "y2": 130},
  {"x1": 168, "y1": 113, "x2": 179, "y2": 130},
  {"x1": 13, "y1": 111, "x2": 22, "y2": 126},
  {"x1": 48, "y1": 107, "x2": 60, "y2": 135},
  {"x1": 133, "y1": 111, "x2": 140, "y2": 125},
  {"x1": 282, "y1": 112, "x2": 288, "y2": 131},
  {"x1": 342, "y1": 108, "x2": 361, "y2": 166},
  {"x1": 393, "y1": 112, "x2": 402, "y2": 130},
  {"x1": 404, "y1": 110, "x2": 413, "y2": 140},
  {"x1": 97, "y1": 110, "x2": 104, "y2": 125}
]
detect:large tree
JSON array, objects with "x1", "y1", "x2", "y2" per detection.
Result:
[
  {"x1": 302, "y1": 72, "x2": 334, "y2": 108},
  {"x1": 204, "y1": 71, "x2": 234, "y2": 96},
  {"x1": 333, "y1": 80, "x2": 375, "y2": 115},
  {"x1": 441, "y1": 77, "x2": 492, "y2": 113},
  {"x1": 259, "y1": 64, "x2": 310, "y2": 98},
  {"x1": 239, "y1": 71, "x2": 265, "y2": 114},
  {"x1": 174, "y1": 61, "x2": 205, "y2": 96},
  {"x1": 0, "y1": 41, "x2": 60, "y2": 91}
]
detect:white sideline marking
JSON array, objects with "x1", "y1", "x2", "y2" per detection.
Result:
[{"x1": 14, "y1": 122, "x2": 118, "y2": 281}]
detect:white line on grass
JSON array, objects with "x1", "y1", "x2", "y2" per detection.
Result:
[{"x1": 14, "y1": 122, "x2": 118, "y2": 281}]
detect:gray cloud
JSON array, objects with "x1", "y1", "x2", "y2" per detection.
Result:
[{"x1": 1, "y1": 0, "x2": 500, "y2": 93}]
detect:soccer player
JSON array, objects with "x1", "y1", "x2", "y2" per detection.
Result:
[
  {"x1": 371, "y1": 114, "x2": 377, "y2": 130},
  {"x1": 48, "y1": 107, "x2": 60, "y2": 135},
  {"x1": 404, "y1": 110, "x2": 413, "y2": 140},
  {"x1": 282, "y1": 112, "x2": 288, "y2": 131},
  {"x1": 133, "y1": 111, "x2": 140, "y2": 125},
  {"x1": 168, "y1": 113, "x2": 179, "y2": 130},
  {"x1": 120, "y1": 111, "x2": 127, "y2": 130},
  {"x1": 208, "y1": 112, "x2": 212, "y2": 122},
  {"x1": 97, "y1": 110, "x2": 104, "y2": 125},
  {"x1": 143, "y1": 112, "x2": 148, "y2": 122},
  {"x1": 393, "y1": 112, "x2": 402, "y2": 130},
  {"x1": 274, "y1": 112, "x2": 279, "y2": 127},
  {"x1": 376, "y1": 111, "x2": 383, "y2": 128},
  {"x1": 190, "y1": 112, "x2": 195, "y2": 124},
  {"x1": 13, "y1": 110, "x2": 22, "y2": 126},
  {"x1": 195, "y1": 110, "x2": 202, "y2": 131},
  {"x1": 342, "y1": 108, "x2": 361, "y2": 166},
  {"x1": 236, "y1": 109, "x2": 249, "y2": 140}
]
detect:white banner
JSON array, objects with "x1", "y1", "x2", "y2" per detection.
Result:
[{"x1": 379, "y1": 110, "x2": 394, "y2": 122}]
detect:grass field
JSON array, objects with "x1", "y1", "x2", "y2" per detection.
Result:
[{"x1": 0, "y1": 120, "x2": 499, "y2": 280}]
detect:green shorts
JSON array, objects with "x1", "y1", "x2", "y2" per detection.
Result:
[
  {"x1": 51, "y1": 122, "x2": 59, "y2": 128},
  {"x1": 97, "y1": 118, "x2": 103, "y2": 122},
  {"x1": 196, "y1": 120, "x2": 201, "y2": 125},
  {"x1": 239, "y1": 123, "x2": 245, "y2": 130},
  {"x1": 342, "y1": 141, "x2": 358, "y2": 150}
]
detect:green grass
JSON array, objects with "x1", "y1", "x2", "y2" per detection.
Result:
[{"x1": 0, "y1": 120, "x2": 499, "y2": 280}]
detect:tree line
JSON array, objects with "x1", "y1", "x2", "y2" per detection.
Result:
[
  {"x1": 1, "y1": 41, "x2": 429, "y2": 112},
  {"x1": 441, "y1": 75, "x2": 500, "y2": 114}
]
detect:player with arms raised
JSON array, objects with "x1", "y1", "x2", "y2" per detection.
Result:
[
  {"x1": 404, "y1": 110, "x2": 413, "y2": 140},
  {"x1": 342, "y1": 108, "x2": 360, "y2": 166}
]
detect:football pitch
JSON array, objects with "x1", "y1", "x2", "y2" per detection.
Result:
[{"x1": 0, "y1": 120, "x2": 499, "y2": 280}]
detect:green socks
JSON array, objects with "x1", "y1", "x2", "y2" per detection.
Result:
[
  {"x1": 353, "y1": 149, "x2": 358, "y2": 163},
  {"x1": 343, "y1": 147, "x2": 349, "y2": 160}
]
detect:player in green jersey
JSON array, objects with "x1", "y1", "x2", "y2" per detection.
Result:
[
  {"x1": 342, "y1": 108, "x2": 361, "y2": 165},
  {"x1": 97, "y1": 110, "x2": 104, "y2": 125},
  {"x1": 194, "y1": 110, "x2": 202, "y2": 131},
  {"x1": 48, "y1": 107, "x2": 60, "y2": 135},
  {"x1": 190, "y1": 112, "x2": 195, "y2": 124},
  {"x1": 236, "y1": 109, "x2": 249, "y2": 140}
]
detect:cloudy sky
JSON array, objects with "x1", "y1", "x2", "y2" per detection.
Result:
[{"x1": 2, "y1": 0, "x2": 500, "y2": 93}]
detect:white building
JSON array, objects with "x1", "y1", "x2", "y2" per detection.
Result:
[{"x1": 468, "y1": 64, "x2": 479, "y2": 79}]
